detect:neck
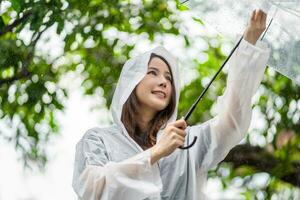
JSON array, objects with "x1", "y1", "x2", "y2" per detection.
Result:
[{"x1": 137, "y1": 108, "x2": 156, "y2": 132}]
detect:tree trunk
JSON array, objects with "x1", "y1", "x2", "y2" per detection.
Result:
[{"x1": 223, "y1": 144, "x2": 300, "y2": 187}]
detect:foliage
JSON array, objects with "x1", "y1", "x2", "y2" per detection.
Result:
[
  {"x1": 0, "y1": 0, "x2": 299, "y2": 198},
  {"x1": 0, "y1": 0, "x2": 181, "y2": 169}
]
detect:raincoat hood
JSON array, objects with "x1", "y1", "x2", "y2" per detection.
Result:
[{"x1": 110, "y1": 46, "x2": 181, "y2": 133}]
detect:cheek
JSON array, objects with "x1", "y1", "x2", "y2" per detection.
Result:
[
  {"x1": 139, "y1": 78, "x2": 156, "y2": 90},
  {"x1": 167, "y1": 84, "x2": 173, "y2": 97},
  {"x1": 136, "y1": 79, "x2": 152, "y2": 96},
  {"x1": 135, "y1": 84, "x2": 144, "y2": 99}
]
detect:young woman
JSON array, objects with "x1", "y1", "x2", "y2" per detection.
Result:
[{"x1": 72, "y1": 10, "x2": 270, "y2": 200}]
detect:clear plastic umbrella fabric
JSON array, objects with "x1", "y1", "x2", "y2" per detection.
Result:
[{"x1": 186, "y1": 0, "x2": 300, "y2": 84}]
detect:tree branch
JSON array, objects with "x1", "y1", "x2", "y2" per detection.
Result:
[
  {"x1": 0, "y1": 73, "x2": 31, "y2": 85},
  {"x1": 0, "y1": 28, "x2": 47, "y2": 86},
  {"x1": 223, "y1": 144, "x2": 300, "y2": 187},
  {"x1": 0, "y1": 11, "x2": 33, "y2": 36}
]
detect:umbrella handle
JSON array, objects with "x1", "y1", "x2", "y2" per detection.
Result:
[
  {"x1": 179, "y1": 136, "x2": 197, "y2": 149},
  {"x1": 177, "y1": 115, "x2": 197, "y2": 150}
]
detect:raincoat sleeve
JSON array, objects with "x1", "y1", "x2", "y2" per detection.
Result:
[
  {"x1": 189, "y1": 38, "x2": 270, "y2": 170},
  {"x1": 72, "y1": 128, "x2": 162, "y2": 200}
]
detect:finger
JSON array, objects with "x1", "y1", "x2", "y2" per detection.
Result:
[
  {"x1": 170, "y1": 131, "x2": 185, "y2": 143},
  {"x1": 251, "y1": 10, "x2": 255, "y2": 21},
  {"x1": 168, "y1": 127, "x2": 186, "y2": 137},
  {"x1": 261, "y1": 11, "x2": 267, "y2": 26},
  {"x1": 178, "y1": 139, "x2": 185, "y2": 146},
  {"x1": 254, "y1": 9, "x2": 258, "y2": 21},
  {"x1": 172, "y1": 127, "x2": 186, "y2": 137},
  {"x1": 257, "y1": 9, "x2": 263, "y2": 23},
  {"x1": 172, "y1": 118, "x2": 187, "y2": 129},
  {"x1": 175, "y1": 134, "x2": 185, "y2": 143},
  {"x1": 175, "y1": 139, "x2": 184, "y2": 147}
]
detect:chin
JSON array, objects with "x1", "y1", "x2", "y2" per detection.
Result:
[
  {"x1": 154, "y1": 104, "x2": 168, "y2": 112},
  {"x1": 149, "y1": 98, "x2": 169, "y2": 111}
]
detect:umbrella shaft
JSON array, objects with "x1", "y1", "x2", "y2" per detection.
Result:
[
  {"x1": 184, "y1": 36, "x2": 244, "y2": 121},
  {"x1": 261, "y1": 17, "x2": 274, "y2": 41}
]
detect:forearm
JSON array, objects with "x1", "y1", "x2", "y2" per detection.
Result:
[
  {"x1": 150, "y1": 145, "x2": 162, "y2": 165},
  {"x1": 74, "y1": 149, "x2": 162, "y2": 200},
  {"x1": 207, "y1": 39, "x2": 270, "y2": 169},
  {"x1": 215, "y1": 38, "x2": 270, "y2": 135}
]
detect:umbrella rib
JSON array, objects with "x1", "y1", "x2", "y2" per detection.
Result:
[
  {"x1": 270, "y1": 1, "x2": 300, "y2": 18},
  {"x1": 181, "y1": 0, "x2": 189, "y2": 4}
]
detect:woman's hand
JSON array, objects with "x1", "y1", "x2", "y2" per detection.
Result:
[
  {"x1": 150, "y1": 119, "x2": 187, "y2": 164},
  {"x1": 244, "y1": 9, "x2": 267, "y2": 45}
]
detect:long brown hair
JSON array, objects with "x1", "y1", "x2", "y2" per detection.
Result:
[{"x1": 121, "y1": 53, "x2": 176, "y2": 149}]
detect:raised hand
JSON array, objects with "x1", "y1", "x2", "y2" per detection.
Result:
[{"x1": 244, "y1": 9, "x2": 267, "y2": 45}]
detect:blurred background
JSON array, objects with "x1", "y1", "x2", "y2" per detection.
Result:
[{"x1": 0, "y1": 0, "x2": 299, "y2": 199}]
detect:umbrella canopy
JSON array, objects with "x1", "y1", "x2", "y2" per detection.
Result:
[{"x1": 185, "y1": 0, "x2": 300, "y2": 84}]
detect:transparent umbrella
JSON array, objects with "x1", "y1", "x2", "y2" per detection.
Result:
[
  {"x1": 179, "y1": 0, "x2": 300, "y2": 149},
  {"x1": 185, "y1": 0, "x2": 300, "y2": 84}
]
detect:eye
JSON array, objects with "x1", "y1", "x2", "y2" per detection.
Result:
[
  {"x1": 166, "y1": 76, "x2": 172, "y2": 82},
  {"x1": 148, "y1": 71, "x2": 157, "y2": 75}
]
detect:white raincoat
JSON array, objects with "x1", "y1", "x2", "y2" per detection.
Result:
[{"x1": 72, "y1": 38, "x2": 270, "y2": 200}]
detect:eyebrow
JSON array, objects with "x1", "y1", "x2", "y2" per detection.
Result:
[{"x1": 148, "y1": 67, "x2": 171, "y2": 76}]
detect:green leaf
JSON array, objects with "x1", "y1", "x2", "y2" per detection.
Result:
[
  {"x1": 177, "y1": 2, "x2": 189, "y2": 11},
  {"x1": 0, "y1": 17, "x2": 5, "y2": 29},
  {"x1": 184, "y1": 35, "x2": 190, "y2": 46},
  {"x1": 11, "y1": 0, "x2": 21, "y2": 12},
  {"x1": 56, "y1": 17, "x2": 64, "y2": 34},
  {"x1": 192, "y1": 17, "x2": 204, "y2": 25}
]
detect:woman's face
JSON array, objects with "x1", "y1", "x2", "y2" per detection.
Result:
[{"x1": 136, "y1": 56, "x2": 173, "y2": 114}]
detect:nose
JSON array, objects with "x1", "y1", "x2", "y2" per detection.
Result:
[{"x1": 158, "y1": 75, "x2": 167, "y2": 87}]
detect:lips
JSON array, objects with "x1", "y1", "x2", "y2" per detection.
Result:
[{"x1": 151, "y1": 90, "x2": 166, "y2": 98}]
